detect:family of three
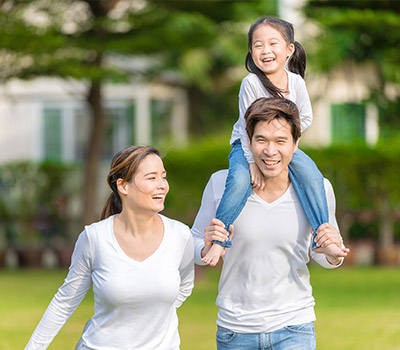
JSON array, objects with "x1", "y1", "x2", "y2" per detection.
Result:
[{"x1": 25, "y1": 16, "x2": 348, "y2": 350}]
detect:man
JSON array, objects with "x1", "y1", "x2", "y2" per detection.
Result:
[{"x1": 191, "y1": 97, "x2": 349, "y2": 350}]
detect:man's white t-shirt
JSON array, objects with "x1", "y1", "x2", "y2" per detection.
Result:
[{"x1": 192, "y1": 170, "x2": 342, "y2": 333}]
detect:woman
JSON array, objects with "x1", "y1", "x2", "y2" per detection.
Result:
[{"x1": 25, "y1": 146, "x2": 194, "y2": 350}]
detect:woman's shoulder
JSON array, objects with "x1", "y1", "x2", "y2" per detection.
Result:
[
  {"x1": 160, "y1": 215, "x2": 191, "y2": 240},
  {"x1": 84, "y1": 216, "x2": 113, "y2": 239}
]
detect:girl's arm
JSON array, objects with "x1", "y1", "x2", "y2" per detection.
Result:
[
  {"x1": 238, "y1": 77, "x2": 258, "y2": 163},
  {"x1": 25, "y1": 231, "x2": 92, "y2": 350},
  {"x1": 175, "y1": 232, "x2": 194, "y2": 308},
  {"x1": 294, "y1": 76, "x2": 313, "y2": 132}
]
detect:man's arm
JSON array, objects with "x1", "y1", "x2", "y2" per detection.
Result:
[
  {"x1": 191, "y1": 171, "x2": 228, "y2": 265},
  {"x1": 311, "y1": 179, "x2": 349, "y2": 268}
]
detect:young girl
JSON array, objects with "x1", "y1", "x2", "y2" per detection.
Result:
[{"x1": 202, "y1": 16, "x2": 343, "y2": 266}]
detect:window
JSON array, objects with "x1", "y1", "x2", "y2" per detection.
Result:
[
  {"x1": 103, "y1": 103, "x2": 135, "y2": 160},
  {"x1": 151, "y1": 99, "x2": 172, "y2": 145},
  {"x1": 43, "y1": 108, "x2": 62, "y2": 161},
  {"x1": 331, "y1": 103, "x2": 366, "y2": 144}
]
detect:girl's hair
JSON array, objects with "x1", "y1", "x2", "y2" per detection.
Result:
[
  {"x1": 101, "y1": 146, "x2": 161, "y2": 220},
  {"x1": 245, "y1": 16, "x2": 307, "y2": 98}
]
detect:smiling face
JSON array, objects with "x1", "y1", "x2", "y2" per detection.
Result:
[
  {"x1": 250, "y1": 24, "x2": 294, "y2": 76},
  {"x1": 118, "y1": 153, "x2": 169, "y2": 214},
  {"x1": 249, "y1": 118, "x2": 298, "y2": 181}
]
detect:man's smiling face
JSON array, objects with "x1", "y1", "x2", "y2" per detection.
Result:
[{"x1": 249, "y1": 118, "x2": 298, "y2": 181}]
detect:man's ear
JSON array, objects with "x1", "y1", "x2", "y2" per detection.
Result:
[
  {"x1": 294, "y1": 137, "x2": 300, "y2": 153},
  {"x1": 247, "y1": 136, "x2": 252, "y2": 151},
  {"x1": 116, "y1": 178, "x2": 128, "y2": 196}
]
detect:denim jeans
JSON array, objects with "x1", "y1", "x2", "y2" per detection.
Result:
[
  {"x1": 215, "y1": 139, "x2": 329, "y2": 249},
  {"x1": 215, "y1": 139, "x2": 253, "y2": 247},
  {"x1": 216, "y1": 323, "x2": 316, "y2": 350}
]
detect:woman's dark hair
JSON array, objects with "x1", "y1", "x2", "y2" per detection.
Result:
[
  {"x1": 245, "y1": 97, "x2": 301, "y2": 143},
  {"x1": 245, "y1": 16, "x2": 307, "y2": 98},
  {"x1": 101, "y1": 146, "x2": 161, "y2": 220}
]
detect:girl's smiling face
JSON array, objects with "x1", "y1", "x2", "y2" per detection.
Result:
[{"x1": 250, "y1": 24, "x2": 294, "y2": 76}]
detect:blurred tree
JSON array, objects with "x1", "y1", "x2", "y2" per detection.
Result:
[
  {"x1": 0, "y1": 0, "x2": 276, "y2": 225},
  {"x1": 303, "y1": 0, "x2": 400, "y2": 136},
  {"x1": 303, "y1": 0, "x2": 400, "y2": 259}
]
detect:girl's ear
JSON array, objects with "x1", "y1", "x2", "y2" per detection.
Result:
[
  {"x1": 287, "y1": 43, "x2": 295, "y2": 59},
  {"x1": 116, "y1": 178, "x2": 128, "y2": 196}
]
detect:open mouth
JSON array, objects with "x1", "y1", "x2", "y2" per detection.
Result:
[
  {"x1": 152, "y1": 194, "x2": 165, "y2": 200},
  {"x1": 262, "y1": 57, "x2": 275, "y2": 63},
  {"x1": 263, "y1": 159, "x2": 280, "y2": 166}
]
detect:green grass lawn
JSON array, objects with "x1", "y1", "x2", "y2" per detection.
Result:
[{"x1": 1, "y1": 266, "x2": 400, "y2": 350}]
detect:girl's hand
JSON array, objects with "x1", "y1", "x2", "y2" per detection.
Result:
[{"x1": 249, "y1": 162, "x2": 265, "y2": 191}]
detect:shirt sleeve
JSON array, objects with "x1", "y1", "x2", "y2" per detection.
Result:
[
  {"x1": 238, "y1": 78, "x2": 258, "y2": 163},
  {"x1": 294, "y1": 76, "x2": 313, "y2": 132},
  {"x1": 191, "y1": 174, "x2": 221, "y2": 265},
  {"x1": 25, "y1": 231, "x2": 93, "y2": 350},
  {"x1": 310, "y1": 179, "x2": 345, "y2": 268},
  {"x1": 175, "y1": 231, "x2": 194, "y2": 308}
]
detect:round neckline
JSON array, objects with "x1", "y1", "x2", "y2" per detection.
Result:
[{"x1": 110, "y1": 214, "x2": 167, "y2": 265}]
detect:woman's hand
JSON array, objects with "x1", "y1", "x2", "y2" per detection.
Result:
[{"x1": 249, "y1": 162, "x2": 265, "y2": 191}]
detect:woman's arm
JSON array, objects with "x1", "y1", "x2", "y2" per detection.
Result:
[
  {"x1": 175, "y1": 232, "x2": 194, "y2": 308},
  {"x1": 25, "y1": 231, "x2": 92, "y2": 350}
]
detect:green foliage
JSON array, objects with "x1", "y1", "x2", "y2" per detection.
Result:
[
  {"x1": 0, "y1": 161, "x2": 77, "y2": 245},
  {"x1": 303, "y1": 1, "x2": 400, "y2": 84}
]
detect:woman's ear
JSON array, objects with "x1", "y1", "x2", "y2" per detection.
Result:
[{"x1": 116, "y1": 178, "x2": 128, "y2": 196}]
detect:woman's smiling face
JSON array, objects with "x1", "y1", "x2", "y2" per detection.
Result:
[{"x1": 120, "y1": 153, "x2": 169, "y2": 213}]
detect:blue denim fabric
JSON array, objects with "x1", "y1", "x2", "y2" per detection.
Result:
[
  {"x1": 216, "y1": 323, "x2": 316, "y2": 350},
  {"x1": 215, "y1": 140, "x2": 329, "y2": 250},
  {"x1": 288, "y1": 149, "x2": 329, "y2": 250},
  {"x1": 214, "y1": 139, "x2": 253, "y2": 247}
]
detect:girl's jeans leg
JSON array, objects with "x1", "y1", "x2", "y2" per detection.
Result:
[
  {"x1": 289, "y1": 148, "x2": 329, "y2": 250},
  {"x1": 215, "y1": 140, "x2": 252, "y2": 247}
]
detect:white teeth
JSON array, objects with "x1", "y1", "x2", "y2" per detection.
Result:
[
  {"x1": 264, "y1": 160, "x2": 279, "y2": 165},
  {"x1": 152, "y1": 195, "x2": 164, "y2": 199}
]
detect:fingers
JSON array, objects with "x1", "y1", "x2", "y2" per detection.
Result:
[
  {"x1": 204, "y1": 218, "x2": 229, "y2": 245},
  {"x1": 314, "y1": 224, "x2": 341, "y2": 248}
]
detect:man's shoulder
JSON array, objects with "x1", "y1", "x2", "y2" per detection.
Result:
[{"x1": 207, "y1": 170, "x2": 228, "y2": 199}]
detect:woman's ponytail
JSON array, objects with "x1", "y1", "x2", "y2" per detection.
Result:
[
  {"x1": 288, "y1": 41, "x2": 307, "y2": 78},
  {"x1": 101, "y1": 192, "x2": 122, "y2": 220}
]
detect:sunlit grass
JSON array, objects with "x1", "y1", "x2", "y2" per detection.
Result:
[{"x1": 1, "y1": 267, "x2": 400, "y2": 350}]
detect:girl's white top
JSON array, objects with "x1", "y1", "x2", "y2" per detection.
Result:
[
  {"x1": 25, "y1": 215, "x2": 194, "y2": 350},
  {"x1": 230, "y1": 72, "x2": 313, "y2": 163}
]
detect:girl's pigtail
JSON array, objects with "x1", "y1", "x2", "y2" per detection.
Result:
[
  {"x1": 288, "y1": 41, "x2": 307, "y2": 79},
  {"x1": 245, "y1": 53, "x2": 284, "y2": 98}
]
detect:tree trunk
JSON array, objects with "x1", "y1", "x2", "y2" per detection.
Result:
[{"x1": 83, "y1": 79, "x2": 105, "y2": 225}]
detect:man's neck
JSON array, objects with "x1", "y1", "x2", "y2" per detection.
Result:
[{"x1": 254, "y1": 172, "x2": 291, "y2": 204}]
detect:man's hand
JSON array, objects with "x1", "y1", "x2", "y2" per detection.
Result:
[
  {"x1": 201, "y1": 218, "x2": 233, "y2": 258},
  {"x1": 313, "y1": 223, "x2": 350, "y2": 265},
  {"x1": 249, "y1": 162, "x2": 265, "y2": 191}
]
